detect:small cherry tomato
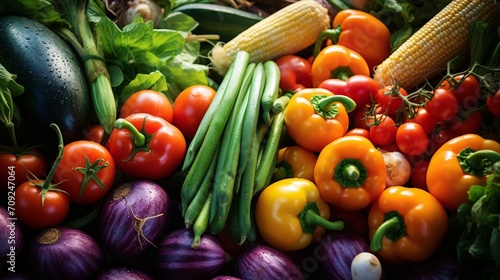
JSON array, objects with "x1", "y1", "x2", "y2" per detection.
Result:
[
  {"x1": 0, "y1": 148, "x2": 48, "y2": 194},
  {"x1": 53, "y1": 140, "x2": 116, "y2": 204},
  {"x1": 173, "y1": 85, "x2": 217, "y2": 140},
  {"x1": 369, "y1": 114, "x2": 397, "y2": 146},
  {"x1": 396, "y1": 122, "x2": 429, "y2": 156},
  {"x1": 450, "y1": 110, "x2": 482, "y2": 135},
  {"x1": 405, "y1": 107, "x2": 438, "y2": 135},
  {"x1": 81, "y1": 124, "x2": 105, "y2": 144},
  {"x1": 119, "y1": 89, "x2": 173, "y2": 123},
  {"x1": 15, "y1": 180, "x2": 70, "y2": 229},
  {"x1": 486, "y1": 89, "x2": 500, "y2": 116},
  {"x1": 425, "y1": 88, "x2": 459, "y2": 121},
  {"x1": 411, "y1": 160, "x2": 430, "y2": 190},
  {"x1": 440, "y1": 74, "x2": 481, "y2": 110},
  {"x1": 346, "y1": 127, "x2": 371, "y2": 142},
  {"x1": 376, "y1": 85, "x2": 408, "y2": 117}
]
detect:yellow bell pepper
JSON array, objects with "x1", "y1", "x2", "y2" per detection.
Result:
[
  {"x1": 272, "y1": 145, "x2": 318, "y2": 183},
  {"x1": 255, "y1": 178, "x2": 344, "y2": 251}
]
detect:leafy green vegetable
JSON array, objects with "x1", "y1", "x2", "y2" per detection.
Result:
[
  {"x1": 457, "y1": 160, "x2": 500, "y2": 279},
  {"x1": 0, "y1": 63, "x2": 23, "y2": 130},
  {"x1": 364, "y1": 0, "x2": 453, "y2": 51}
]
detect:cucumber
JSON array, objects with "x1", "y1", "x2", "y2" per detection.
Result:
[
  {"x1": 173, "y1": 3, "x2": 263, "y2": 43},
  {"x1": 0, "y1": 15, "x2": 90, "y2": 148}
]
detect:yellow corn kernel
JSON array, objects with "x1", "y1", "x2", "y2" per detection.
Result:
[
  {"x1": 373, "y1": 0, "x2": 500, "y2": 89},
  {"x1": 209, "y1": 0, "x2": 330, "y2": 75}
]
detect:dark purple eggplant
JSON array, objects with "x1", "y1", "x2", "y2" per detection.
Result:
[
  {"x1": 153, "y1": 228, "x2": 228, "y2": 280},
  {"x1": 409, "y1": 256, "x2": 461, "y2": 280},
  {"x1": 234, "y1": 244, "x2": 303, "y2": 280},
  {"x1": 0, "y1": 206, "x2": 23, "y2": 266},
  {"x1": 29, "y1": 227, "x2": 105, "y2": 280},
  {"x1": 97, "y1": 267, "x2": 154, "y2": 280},
  {"x1": 98, "y1": 180, "x2": 171, "y2": 260},
  {"x1": 317, "y1": 231, "x2": 371, "y2": 280}
]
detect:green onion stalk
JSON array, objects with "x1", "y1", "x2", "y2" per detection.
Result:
[{"x1": 49, "y1": 0, "x2": 116, "y2": 138}]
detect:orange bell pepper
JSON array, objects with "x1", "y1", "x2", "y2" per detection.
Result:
[
  {"x1": 311, "y1": 44, "x2": 370, "y2": 87},
  {"x1": 284, "y1": 88, "x2": 356, "y2": 153},
  {"x1": 314, "y1": 135, "x2": 386, "y2": 211},
  {"x1": 313, "y1": 9, "x2": 391, "y2": 73},
  {"x1": 272, "y1": 145, "x2": 318, "y2": 183},
  {"x1": 426, "y1": 134, "x2": 500, "y2": 211},
  {"x1": 368, "y1": 186, "x2": 449, "y2": 264},
  {"x1": 255, "y1": 178, "x2": 344, "y2": 251}
]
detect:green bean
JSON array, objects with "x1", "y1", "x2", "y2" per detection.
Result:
[{"x1": 260, "y1": 60, "x2": 281, "y2": 125}]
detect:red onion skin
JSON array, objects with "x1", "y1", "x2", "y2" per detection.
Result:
[
  {"x1": 98, "y1": 180, "x2": 171, "y2": 260},
  {"x1": 317, "y1": 231, "x2": 371, "y2": 280},
  {"x1": 235, "y1": 244, "x2": 303, "y2": 280},
  {"x1": 153, "y1": 228, "x2": 228, "y2": 280},
  {"x1": 97, "y1": 267, "x2": 154, "y2": 280},
  {"x1": 29, "y1": 227, "x2": 105, "y2": 280},
  {"x1": 0, "y1": 206, "x2": 23, "y2": 262}
]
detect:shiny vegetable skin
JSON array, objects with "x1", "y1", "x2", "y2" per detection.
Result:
[
  {"x1": 314, "y1": 135, "x2": 387, "y2": 211},
  {"x1": 106, "y1": 113, "x2": 186, "y2": 180},
  {"x1": 312, "y1": 44, "x2": 370, "y2": 87},
  {"x1": 0, "y1": 15, "x2": 90, "y2": 144},
  {"x1": 255, "y1": 178, "x2": 344, "y2": 251},
  {"x1": 172, "y1": 3, "x2": 263, "y2": 43},
  {"x1": 368, "y1": 186, "x2": 449, "y2": 264},
  {"x1": 426, "y1": 134, "x2": 500, "y2": 211},
  {"x1": 273, "y1": 145, "x2": 318, "y2": 183},
  {"x1": 284, "y1": 88, "x2": 354, "y2": 153}
]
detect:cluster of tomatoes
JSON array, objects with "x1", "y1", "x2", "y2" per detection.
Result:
[{"x1": 1, "y1": 85, "x2": 217, "y2": 230}]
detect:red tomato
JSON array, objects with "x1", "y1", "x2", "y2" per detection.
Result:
[
  {"x1": 119, "y1": 90, "x2": 173, "y2": 123},
  {"x1": 53, "y1": 140, "x2": 116, "y2": 204},
  {"x1": 346, "y1": 128, "x2": 371, "y2": 142},
  {"x1": 440, "y1": 74, "x2": 481, "y2": 110},
  {"x1": 405, "y1": 107, "x2": 438, "y2": 135},
  {"x1": 411, "y1": 160, "x2": 430, "y2": 191},
  {"x1": 0, "y1": 149, "x2": 48, "y2": 194},
  {"x1": 173, "y1": 85, "x2": 216, "y2": 140},
  {"x1": 425, "y1": 88, "x2": 459, "y2": 121},
  {"x1": 450, "y1": 110, "x2": 483, "y2": 135},
  {"x1": 427, "y1": 128, "x2": 459, "y2": 156},
  {"x1": 15, "y1": 180, "x2": 70, "y2": 229},
  {"x1": 369, "y1": 114, "x2": 397, "y2": 146},
  {"x1": 81, "y1": 124, "x2": 105, "y2": 144},
  {"x1": 376, "y1": 85, "x2": 408, "y2": 117},
  {"x1": 396, "y1": 122, "x2": 429, "y2": 156},
  {"x1": 107, "y1": 113, "x2": 186, "y2": 180},
  {"x1": 486, "y1": 90, "x2": 500, "y2": 116}
]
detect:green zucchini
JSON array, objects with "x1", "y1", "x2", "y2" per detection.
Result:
[
  {"x1": 173, "y1": 3, "x2": 263, "y2": 43},
  {"x1": 0, "y1": 15, "x2": 90, "y2": 148}
]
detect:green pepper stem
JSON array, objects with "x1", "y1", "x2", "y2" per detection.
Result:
[
  {"x1": 114, "y1": 118, "x2": 146, "y2": 146},
  {"x1": 466, "y1": 150, "x2": 500, "y2": 170},
  {"x1": 342, "y1": 164, "x2": 360, "y2": 181},
  {"x1": 304, "y1": 209, "x2": 344, "y2": 231},
  {"x1": 313, "y1": 27, "x2": 342, "y2": 58},
  {"x1": 318, "y1": 95, "x2": 357, "y2": 113},
  {"x1": 302, "y1": 206, "x2": 344, "y2": 233},
  {"x1": 370, "y1": 216, "x2": 401, "y2": 252}
]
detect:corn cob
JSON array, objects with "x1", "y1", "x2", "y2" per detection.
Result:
[
  {"x1": 373, "y1": 0, "x2": 500, "y2": 89},
  {"x1": 209, "y1": 0, "x2": 330, "y2": 75}
]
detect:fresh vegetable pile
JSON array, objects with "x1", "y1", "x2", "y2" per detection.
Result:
[{"x1": 1, "y1": 0, "x2": 500, "y2": 279}]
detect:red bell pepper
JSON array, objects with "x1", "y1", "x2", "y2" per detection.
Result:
[{"x1": 275, "y1": 54, "x2": 313, "y2": 93}]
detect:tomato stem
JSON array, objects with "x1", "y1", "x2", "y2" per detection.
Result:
[
  {"x1": 114, "y1": 118, "x2": 146, "y2": 146},
  {"x1": 39, "y1": 124, "x2": 66, "y2": 205}
]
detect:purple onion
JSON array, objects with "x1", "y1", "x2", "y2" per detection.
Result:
[
  {"x1": 234, "y1": 244, "x2": 303, "y2": 280},
  {"x1": 0, "y1": 206, "x2": 23, "y2": 264},
  {"x1": 98, "y1": 180, "x2": 171, "y2": 260},
  {"x1": 29, "y1": 227, "x2": 105, "y2": 280},
  {"x1": 97, "y1": 267, "x2": 154, "y2": 280},
  {"x1": 409, "y1": 256, "x2": 461, "y2": 280},
  {"x1": 153, "y1": 228, "x2": 228, "y2": 280},
  {"x1": 317, "y1": 231, "x2": 371, "y2": 280}
]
